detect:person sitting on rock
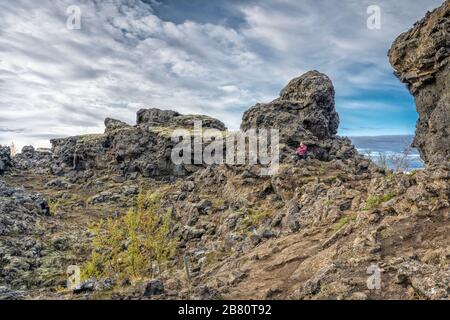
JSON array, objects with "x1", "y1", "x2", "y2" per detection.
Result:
[{"x1": 296, "y1": 142, "x2": 308, "y2": 160}]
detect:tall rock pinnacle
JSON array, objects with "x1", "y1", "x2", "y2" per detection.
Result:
[
  {"x1": 241, "y1": 71, "x2": 339, "y2": 143},
  {"x1": 388, "y1": 0, "x2": 450, "y2": 166}
]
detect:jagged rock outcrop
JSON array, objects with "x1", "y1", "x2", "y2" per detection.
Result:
[
  {"x1": 104, "y1": 118, "x2": 130, "y2": 133},
  {"x1": 47, "y1": 71, "x2": 358, "y2": 180},
  {"x1": 50, "y1": 108, "x2": 227, "y2": 180},
  {"x1": 241, "y1": 71, "x2": 338, "y2": 140},
  {"x1": 13, "y1": 146, "x2": 52, "y2": 173},
  {"x1": 241, "y1": 71, "x2": 356, "y2": 161},
  {"x1": 389, "y1": 0, "x2": 450, "y2": 165},
  {"x1": 0, "y1": 146, "x2": 12, "y2": 175}
]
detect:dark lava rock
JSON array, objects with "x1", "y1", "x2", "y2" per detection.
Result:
[
  {"x1": 389, "y1": 1, "x2": 450, "y2": 166},
  {"x1": 104, "y1": 117, "x2": 131, "y2": 133},
  {"x1": 49, "y1": 108, "x2": 226, "y2": 180},
  {"x1": 0, "y1": 181, "x2": 50, "y2": 236},
  {"x1": 143, "y1": 279, "x2": 165, "y2": 297},
  {"x1": 240, "y1": 71, "x2": 356, "y2": 161},
  {"x1": 0, "y1": 146, "x2": 12, "y2": 175}
]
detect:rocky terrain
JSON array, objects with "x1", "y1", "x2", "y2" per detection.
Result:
[{"x1": 0, "y1": 1, "x2": 448, "y2": 300}]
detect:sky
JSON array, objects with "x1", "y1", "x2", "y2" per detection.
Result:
[{"x1": 0, "y1": 0, "x2": 445, "y2": 149}]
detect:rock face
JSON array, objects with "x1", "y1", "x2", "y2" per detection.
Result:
[
  {"x1": 388, "y1": 1, "x2": 450, "y2": 165},
  {"x1": 242, "y1": 71, "x2": 338, "y2": 141},
  {"x1": 104, "y1": 118, "x2": 130, "y2": 133},
  {"x1": 33, "y1": 72, "x2": 355, "y2": 179},
  {"x1": 137, "y1": 108, "x2": 226, "y2": 130},
  {"x1": 13, "y1": 146, "x2": 52, "y2": 173},
  {"x1": 0, "y1": 146, "x2": 12, "y2": 175},
  {"x1": 50, "y1": 108, "x2": 227, "y2": 180},
  {"x1": 241, "y1": 71, "x2": 355, "y2": 161}
]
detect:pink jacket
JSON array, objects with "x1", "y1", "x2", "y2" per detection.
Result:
[{"x1": 296, "y1": 145, "x2": 307, "y2": 155}]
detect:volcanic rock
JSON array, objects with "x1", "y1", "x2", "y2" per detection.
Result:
[
  {"x1": 388, "y1": 1, "x2": 450, "y2": 165},
  {"x1": 13, "y1": 147, "x2": 52, "y2": 173},
  {"x1": 49, "y1": 108, "x2": 226, "y2": 180},
  {"x1": 0, "y1": 146, "x2": 12, "y2": 175},
  {"x1": 104, "y1": 118, "x2": 130, "y2": 133},
  {"x1": 241, "y1": 71, "x2": 338, "y2": 141},
  {"x1": 143, "y1": 279, "x2": 165, "y2": 297},
  {"x1": 241, "y1": 71, "x2": 355, "y2": 161},
  {"x1": 0, "y1": 181, "x2": 50, "y2": 236}
]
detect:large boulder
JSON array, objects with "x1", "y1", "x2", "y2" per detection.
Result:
[
  {"x1": 137, "y1": 108, "x2": 180, "y2": 126},
  {"x1": 104, "y1": 118, "x2": 130, "y2": 133},
  {"x1": 388, "y1": 1, "x2": 450, "y2": 166},
  {"x1": 0, "y1": 146, "x2": 12, "y2": 175},
  {"x1": 241, "y1": 71, "x2": 339, "y2": 143},
  {"x1": 241, "y1": 71, "x2": 354, "y2": 161}
]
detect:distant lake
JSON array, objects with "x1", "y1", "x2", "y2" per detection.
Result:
[{"x1": 350, "y1": 135, "x2": 424, "y2": 170}]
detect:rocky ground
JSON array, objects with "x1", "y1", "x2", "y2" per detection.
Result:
[{"x1": 0, "y1": 0, "x2": 448, "y2": 301}]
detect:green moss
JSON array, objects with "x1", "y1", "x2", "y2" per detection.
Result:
[
  {"x1": 364, "y1": 192, "x2": 396, "y2": 210},
  {"x1": 149, "y1": 126, "x2": 177, "y2": 138},
  {"x1": 319, "y1": 164, "x2": 327, "y2": 175},
  {"x1": 333, "y1": 213, "x2": 357, "y2": 231},
  {"x1": 76, "y1": 134, "x2": 105, "y2": 144},
  {"x1": 82, "y1": 189, "x2": 177, "y2": 282},
  {"x1": 242, "y1": 209, "x2": 272, "y2": 227}
]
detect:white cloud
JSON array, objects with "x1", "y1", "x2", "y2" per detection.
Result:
[{"x1": 0, "y1": 0, "x2": 445, "y2": 148}]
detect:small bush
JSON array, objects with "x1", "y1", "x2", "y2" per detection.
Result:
[{"x1": 82, "y1": 190, "x2": 177, "y2": 282}]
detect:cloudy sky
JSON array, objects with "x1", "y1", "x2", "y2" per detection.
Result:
[{"x1": 0, "y1": 0, "x2": 445, "y2": 148}]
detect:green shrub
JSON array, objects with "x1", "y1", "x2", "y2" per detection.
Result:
[
  {"x1": 82, "y1": 190, "x2": 177, "y2": 282},
  {"x1": 48, "y1": 199, "x2": 61, "y2": 215}
]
